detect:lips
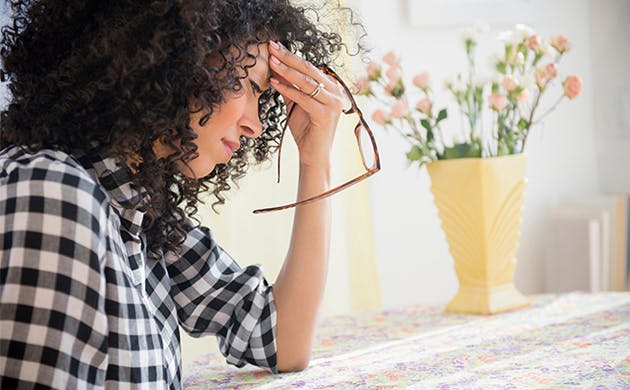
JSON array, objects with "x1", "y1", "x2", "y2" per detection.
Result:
[{"x1": 222, "y1": 139, "x2": 240, "y2": 159}]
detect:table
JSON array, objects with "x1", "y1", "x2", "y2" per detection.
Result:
[{"x1": 183, "y1": 292, "x2": 630, "y2": 389}]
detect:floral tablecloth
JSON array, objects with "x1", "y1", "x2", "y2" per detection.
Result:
[{"x1": 184, "y1": 292, "x2": 630, "y2": 389}]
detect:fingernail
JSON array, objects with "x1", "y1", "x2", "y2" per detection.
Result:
[
  {"x1": 270, "y1": 77, "x2": 280, "y2": 84},
  {"x1": 276, "y1": 41, "x2": 286, "y2": 51},
  {"x1": 269, "y1": 40, "x2": 279, "y2": 50},
  {"x1": 270, "y1": 55, "x2": 281, "y2": 65}
]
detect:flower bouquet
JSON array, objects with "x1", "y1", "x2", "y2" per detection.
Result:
[
  {"x1": 358, "y1": 24, "x2": 583, "y2": 314},
  {"x1": 358, "y1": 24, "x2": 582, "y2": 167}
]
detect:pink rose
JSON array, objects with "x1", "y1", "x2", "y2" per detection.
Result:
[
  {"x1": 412, "y1": 72, "x2": 430, "y2": 89},
  {"x1": 527, "y1": 34, "x2": 541, "y2": 51},
  {"x1": 415, "y1": 97, "x2": 432, "y2": 114},
  {"x1": 563, "y1": 75, "x2": 582, "y2": 99},
  {"x1": 501, "y1": 74, "x2": 519, "y2": 92},
  {"x1": 354, "y1": 76, "x2": 370, "y2": 95},
  {"x1": 517, "y1": 88, "x2": 530, "y2": 102},
  {"x1": 383, "y1": 80, "x2": 395, "y2": 96},
  {"x1": 371, "y1": 109, "x2": 390, "y2": 125},
  {"x1": 366, "y1": 61, "x2": 381, "y2": 81},
  {"x1": 551, "y1": 34, "x2": 570, "y2": 53},
  {"x1": 386, "y1": 65, "x2": 401, "y2": 81},
  {"x1": 488, "y1": 93, "x2": 508, "y2": 111},
  {"x1": 382, "y1": 50, "x2": 399, "y2": 66},
  {"x1": 545, "y1": 63, "x2": 558, "y2": 79},
  {"x1": 534, "y1": 67, "x2": 547, "y2": 88},
  {"x1": 390, "y1": 99, "x2": 409, "y2": 118}
]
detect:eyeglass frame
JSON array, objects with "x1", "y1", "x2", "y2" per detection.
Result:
[{"x1": 253, "y1": 64, "x2": 381, "y2": 214}]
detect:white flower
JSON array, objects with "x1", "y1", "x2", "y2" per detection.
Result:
[
  {"x1": 514, "y1": 24, "x2": 535, "y2": 40},
  {"x1": 515, "y1": 52, "x2": 525, "y2": 66},
  {"x1": 497, "y1": 29, "x2": 521, "y2": 45}
]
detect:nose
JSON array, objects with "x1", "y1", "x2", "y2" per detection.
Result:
[{"x1": 240, "y1": 97, "x2": 263, "y2": 139}]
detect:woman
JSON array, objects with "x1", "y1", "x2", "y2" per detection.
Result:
[{"x1": 0, "y1": 0, "x2": 363, "y2": 387}]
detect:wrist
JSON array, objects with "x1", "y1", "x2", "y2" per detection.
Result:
[{"x1": 299, "y1": 161, "x2": 331, "y2": 178}]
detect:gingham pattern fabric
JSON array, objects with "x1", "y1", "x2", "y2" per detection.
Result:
[{"x1": 0, "y1": 146, "x2": 278, "y2": 389}]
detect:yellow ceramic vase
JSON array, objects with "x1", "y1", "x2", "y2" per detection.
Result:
[{"x1": 426, "y1": 154, "x2": 530, "y2": 314}]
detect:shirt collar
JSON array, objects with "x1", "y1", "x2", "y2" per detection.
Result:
[{"x1": 75, "y1": 150, "x2": 147, "y2": 238}]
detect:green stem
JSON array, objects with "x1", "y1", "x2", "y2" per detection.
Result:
[{"x1": 520, "y1": 87, "x2": 543, "y2": 153}]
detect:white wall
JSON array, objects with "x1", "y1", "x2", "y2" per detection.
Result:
[
  {"x1": 590, "y1": 0, "x2": 630, "y2": 193},
  {"x1": 357, "y1": 0, "x2": 602, "y2": 308}
]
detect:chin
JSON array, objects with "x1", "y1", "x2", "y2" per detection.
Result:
[{"x1": 178, "y1": 159, "x2": 216, "y2": 179}]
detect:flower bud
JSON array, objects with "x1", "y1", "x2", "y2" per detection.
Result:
[
  {"x1": 527, "y1": 34, "x2": 541, "y2": 51},
  {"x1": 386, "y1": 65, "x2": 402, "y2": 81},
  {"x1": 501, "y1": 74, "x2": 519, "y2": 92},
  {"x1": 384, "y1": 80, "x2": 396, "y2": 96},
  {"x1": 415, "y1": 97, "x2": 432, "y2": 114},
  {"x1": 390, "y1": 99, "x2": 409, "y2": 118},
  {"x1": 551, "y1": 34, "x2": 570, "y2": 53},
  {"x1": 488, "y1": 93, "x2": 508, "y2": 111},
  {"x1": 517, "y1": 88, "x2": 530, "y2": 102},
  {"x1": 371, "y1": 109, "x2": 390, "y2": 125},
  {"x1": 534, "y1": 67, "x2": 547, "y2": 88},
  {"x1": 412, "y1": 72, "x2": 430, "y2": 90},
  {"x1": 563, "y1": 75, "x2": 582, "y2": 99},
  {"x1": 544, "y1": 63, "x2": 558, "y2": 79},
  {"x1": 382, "y1": 51, "x2": 400, "y2": 66},
  {"x1": 366, "y1": 61, "x2": 381, "y2": 81}
]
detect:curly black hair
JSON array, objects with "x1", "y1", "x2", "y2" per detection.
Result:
[{"x1": 0, "y1": 0, "x2": 366, "y2": 256}]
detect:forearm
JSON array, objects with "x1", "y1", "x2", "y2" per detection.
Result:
[{"x1": 273, "y1": 162, "x2": 331, "y2": 372}]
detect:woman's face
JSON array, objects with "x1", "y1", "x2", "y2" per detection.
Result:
[{"x1": 157, "y1": 43, "x2": 272, "y2": 178}]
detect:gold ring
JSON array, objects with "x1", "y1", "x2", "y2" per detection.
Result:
[{"x1": 308, "y1": 82, "x2": 324, "y2": 98}]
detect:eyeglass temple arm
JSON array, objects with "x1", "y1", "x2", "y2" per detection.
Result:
[{"x1": 253, "y1": 168, "x2": 378, "y2": 214}]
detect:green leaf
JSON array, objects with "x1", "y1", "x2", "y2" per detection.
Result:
[
  {"x1": 420, "y1": 119, "x2": 432, "y2": 132},
  {"x1": 442, "y1": 142, "x2": 481, "y2": 159},
  {"x1": 436, "y1": 108, "x2": 448, "y2": 123},
  {"x1": 406, "y1": 145, "x2": 423, "y2": 161},
  {"x1": 517, "y1": 118, "x2": 528, "y2": 131},
  {"x1": 495, "y1": 62, "x2": 507, "y2": 74}
]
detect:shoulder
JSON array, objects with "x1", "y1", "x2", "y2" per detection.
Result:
[
  {"x1": 1, "y1": 146, "x2": 107, "y2": 197},
  {"x1": 0, "y1": 146, "x2": 111, "y2": 235}
]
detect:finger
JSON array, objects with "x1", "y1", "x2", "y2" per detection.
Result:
[
  {"x1": 269, "y1": 55, "x2": 338, "y2": 104},
  {"x1": 268, "y1": 41, "x2": 337, "y2": 90},
  {"x1": 270, "y1": 77, "x2": 320, "y2": 113}
]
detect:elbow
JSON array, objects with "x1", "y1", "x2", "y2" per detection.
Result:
[{"x1": 277, "y1": 353, "x2": 311, "y2": 373}]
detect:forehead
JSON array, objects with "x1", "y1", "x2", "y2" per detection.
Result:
[{"x1": 244, "y1": 43, "x2": 269, "y2": 72}]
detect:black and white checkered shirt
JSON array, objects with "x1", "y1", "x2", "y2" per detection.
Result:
[{"x1": 0, "y1": 146, "x2": 278, "y2": 389}]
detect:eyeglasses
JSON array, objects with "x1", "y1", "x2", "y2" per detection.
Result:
[{"x1": 253, "y1": 65, "x2": 381, "y2": 214}]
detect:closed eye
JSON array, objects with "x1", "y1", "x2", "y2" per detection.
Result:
[{"x1": 250, "y1": 80, "x2": 263, "y2": 94}]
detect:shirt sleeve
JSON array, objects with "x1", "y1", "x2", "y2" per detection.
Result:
[
  {"x1": 166, "y1": 221, "x2": 278, "y2": 373},
  {"x1": 0, "y1": 160, "x2": 110, "y2": 388}
]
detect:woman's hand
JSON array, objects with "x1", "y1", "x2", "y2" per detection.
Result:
[{"x1": 268, "y1": 41, "x2": 344, "y2": 169}]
